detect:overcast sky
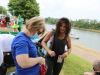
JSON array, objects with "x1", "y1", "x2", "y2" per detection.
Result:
[{"x1": 0, "y1": 0, "x2": 100, "y2": 21}]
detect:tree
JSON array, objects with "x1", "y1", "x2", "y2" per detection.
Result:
[
  {"x1": 45, "y1": 17, "x2": 59, "y2": 25},
  {"x1": 8, "y1": 0, "x2": 40, "y2": 22},
  {"x1": 0, "y1": 6, "x2": 7, "y2": 15}
]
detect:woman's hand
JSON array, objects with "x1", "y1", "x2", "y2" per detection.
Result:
[
  {"x1": 48, "y1": 50, "x2": 56, "y2": 57},
  {"x1": 61, "y1": 52, "x2": 69, "y2": 59},
  {"x1": 39, "y1": 57, "x2": 45, "y2": 65}
]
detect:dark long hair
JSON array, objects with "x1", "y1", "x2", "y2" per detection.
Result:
[{"x1": 55, "y1": 17, "x2": 71, "y2": 37}]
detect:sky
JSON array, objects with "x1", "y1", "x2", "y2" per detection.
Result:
[{"x1": 0, "y1": 0, "x2": 100, "y2": 21}]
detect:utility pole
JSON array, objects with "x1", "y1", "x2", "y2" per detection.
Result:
[{"x1": 13, "y1": 10, "x2": 14, "y2": 17}]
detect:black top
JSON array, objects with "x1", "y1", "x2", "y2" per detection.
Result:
[
  {"x1": 5, "y1": 17, "x2": 10, "y2": 22},
  {"x1": 47, "y1": 34, "x2": 67, "y2": 62}
]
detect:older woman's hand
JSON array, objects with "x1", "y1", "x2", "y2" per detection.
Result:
[{"x1": 39, "y1": 57, "x2": 45, "y2": 65}]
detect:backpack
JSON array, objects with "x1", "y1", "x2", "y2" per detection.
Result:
[
  {"x1": 4, "y1": 52, "x2": 15, "y2": 68},
  {"x1": 35, "y1": 29, "x2": 68, "y2": 58},
  {"x1": 0, "y1": 53, "x2": 15, "y2": 75},
  {"x1": 0, "y1": 63, "x2": 8, "y2": 75},
  {"x1": 36, "y1": 29, "x2": 55, "y2": 58}
]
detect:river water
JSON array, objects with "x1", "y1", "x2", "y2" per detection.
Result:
[{"x1": 46, "y1": 24, "x2": 100, "y2": 51}]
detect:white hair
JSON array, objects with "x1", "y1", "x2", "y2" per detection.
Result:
[{"x1": 93, "y1": 59, "x2": 100, "y2": 69}]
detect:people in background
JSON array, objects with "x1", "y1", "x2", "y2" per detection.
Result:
[
  {"x1": 5, "y1": 15, "x2": 10, "y2": 27},
  {"x1": 11, "y1": 17, "x2": 46, "y2": 75},
  {"x1": 41, "y1": 17, "x2": 72, "y2": 75},
  {"x1": 14, "y1": 17, "x2": 18, "y2": 24},
  {"x1": 11, "y1": 17, "x2": 19, "y2": 32},
  {"x1": 84, "y1": 59, "x2": 100, "y2": 75},
  {"x1": 1, "y1": 16, "x2": 2, "y2": 21},
  {"x1": 2, "y1": 16, "x2": 5, "y2": 25},
  {"x1": 17, "y1": 14, "x2": 23, "y2": 32},
  {"x1": 0, "y1": 17, "x2": 1, "y2": 25}
]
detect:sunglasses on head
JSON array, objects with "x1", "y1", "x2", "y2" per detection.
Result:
[{"x1": 38, "y1": 30, "x2": 42, "y2": 35}]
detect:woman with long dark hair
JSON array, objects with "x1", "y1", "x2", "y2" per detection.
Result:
[{"x1": 41, "y1": 17, "x2": 72, "y2": 75}]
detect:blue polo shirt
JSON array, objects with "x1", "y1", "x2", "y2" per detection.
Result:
[{"x1": 11, "y1": 32, "x2": 40, "y2": 75}]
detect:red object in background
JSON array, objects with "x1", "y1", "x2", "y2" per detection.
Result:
[
  {"x1": 65, "y1": 50, "x2": 66, "y2": 52},
  {"x1": 9, "y1": 23, "x2": 12, "y2": 26},
  {"x1": 0, "y1": 19, "x2": 6, "y2": 27},
  {"x1": 40, "y1": 65, "x2": 47, "y2": 75},
  {"x1": 2, "y1": 18, "x2": 5, "y2": 23},
  {"x1": 0, "y1": 23, "x2": 6, "y2": 27},
  {"x1": 0, "y1": 23, "x2": 12, "y2": 27}
]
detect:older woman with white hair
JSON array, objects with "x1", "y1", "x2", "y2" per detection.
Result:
[
  {"x1": 84, "y1": 59, "x2": 100, "y2": 75},
  {"x1": 11, "y1": 17, "x2": 46, "y2": 75}
]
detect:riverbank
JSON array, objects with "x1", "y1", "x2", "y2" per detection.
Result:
[
  {"x1": 72, "y1": 27, "x2": 100, "y2": 33},
  {"x1": 72, "y1": 42, "x2": 100, "y2": 57}
]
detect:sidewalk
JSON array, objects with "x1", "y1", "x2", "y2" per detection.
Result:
[{"x1": 71, "y1": 46, "x2": 100, "y2": 63}]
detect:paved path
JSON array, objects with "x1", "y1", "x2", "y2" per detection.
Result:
[{"x1": 71, "y1": 46, "x2": 100, "y2": 63}]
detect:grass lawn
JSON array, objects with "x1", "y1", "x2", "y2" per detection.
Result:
[
  {"x1": 60, "y1": 53, "x2": 93, "y2": 75},
  {"x1": 6, "y1": 53, "x2": 93, "y2": 75}
]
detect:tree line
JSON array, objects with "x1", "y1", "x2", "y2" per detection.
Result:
[
  {"x1": 45, "y1": 17, "x2": 100, "y2": 30},
  {"x1": 0, "y1": 6, "x2": 7, "y2": 15},
  {"x1": 45, "y1": 17, "x2": 59, "y2": 25},
  {"x1": 71, "y1": 19, "x2": 100, "y2": 30}
]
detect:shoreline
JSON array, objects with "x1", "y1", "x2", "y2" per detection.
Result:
[
  {"x1": 72, "y1": 42, "x2": 100, "y2": 57},
  {"x1": 72, "y1": 27, "x2": 100, "y2": 33},
  {"x1": 45, "y1": 23, "x2": 100, "y2": 33}
]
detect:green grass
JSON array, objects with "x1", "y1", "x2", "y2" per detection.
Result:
[
  {"x1": 6, "y1": 67, "x2": 15, "y2": 74},
  {"x1": 7, "y1": 53, "x2": 93, "y2": 75},
  {"x1": 60, "y1": 53, "x2": 93, "y2": 75}
]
